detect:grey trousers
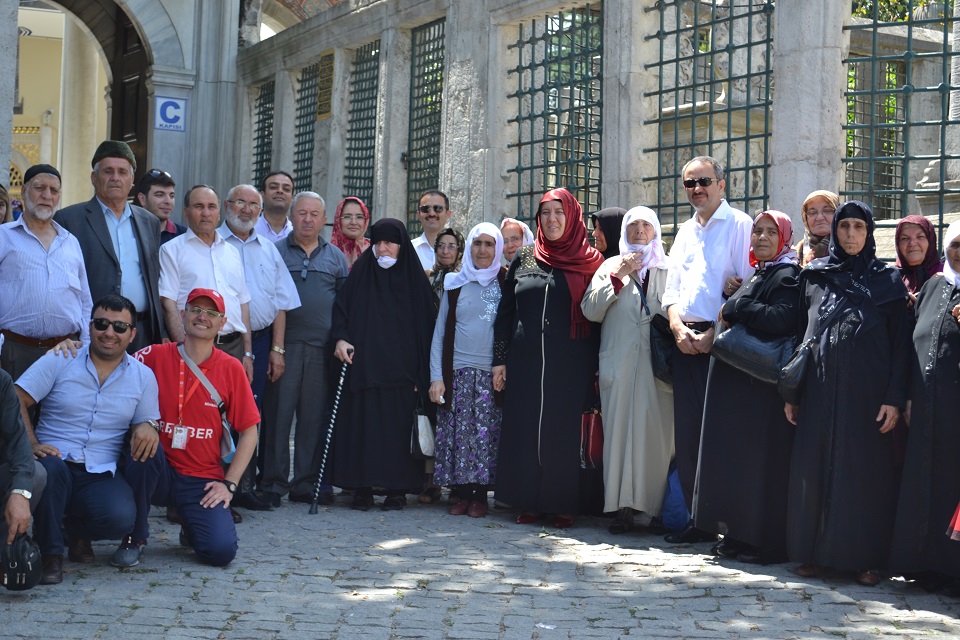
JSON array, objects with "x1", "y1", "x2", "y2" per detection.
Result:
[
  {"x1": 261, "y1": 343, "x2": 328, "y2": 496},
  {"x1": 0, "y1": 460, "x2": 47, "y2": 541}
]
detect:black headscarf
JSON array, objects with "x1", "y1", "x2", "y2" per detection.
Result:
[
  {"x1": 804, "y1": 201, "x2": 906, "y2": 330},
  {"x1": 331, "y1": 218, "x2": 436, "y2": 405},
  {"x1": 591, "y1": 207, "x2": 627, "y2": 259}
]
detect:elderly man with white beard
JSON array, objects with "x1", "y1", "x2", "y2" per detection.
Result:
[
  {"x1": 217, "y1": 184, "x2": 300, "y2": 509},
  {"x1": 0, "y1": 165, "x2": 93, "y2": 380}
]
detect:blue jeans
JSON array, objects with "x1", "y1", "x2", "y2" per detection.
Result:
[
  {"x1": 123, "y1": 446, "x2": 238, "y2": 567},
  {"x1": 33, "y1": 457, "x2": 135, "y2": 556}
]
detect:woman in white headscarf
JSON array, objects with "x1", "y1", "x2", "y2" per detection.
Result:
[
  {"x1": 500, "y1": 217, "x2": 534, "y2": 265},
  {"x1": 429, "y1": 223, "x2": 506, "y2": 518},
  {"x1": 581, "y1": 206, "x2": 674, "y2": 534}
]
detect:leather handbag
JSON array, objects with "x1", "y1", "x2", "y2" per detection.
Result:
[
  {"x1": 649, "y1": 313, "x2": 674, "y2": 385},
  {"x1": 580, "y1": 409, "x2": 603, "y2": 470},
  {"x1": 711, "y1": 323, "x2": 795, "y2": 386},
  {"x1": 410, "y1": 400, "x2": 435, "y2": 460},
  {"x1": 777, "y1": 302, "x2": 847, "y2": 404}
]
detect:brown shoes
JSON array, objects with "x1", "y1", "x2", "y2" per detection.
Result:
[
  {"x1": 794, "y1": 563, "x2": 822, "y2": 578},
  {"x1": 856, "y1": 570, "x2": 883, "y2": 587},
  {"x1": 449, "y1": 499, "x2": 470, "y2": 515},
  {"x1": 67, "y1": 538, "x2": 95, "y2": 563},
  {"x1": 40, "y1": 554, "x2": 63, "y2": 585},
  {"x1": 467, "y1": 500, "x2": 488, "y2": 518}
]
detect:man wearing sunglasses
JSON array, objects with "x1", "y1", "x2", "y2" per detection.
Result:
[
  {"x1": 14, "y1": 295, "x2": 160, "y2": 584},
  {"x1": 121, "y1": 288, "x2": 260, "y2": 568},
  {"x1": 412, "y1": 189, "x2": 453, "y2": 270},
  {"x1": 661, "y1": 156, "x2": 753, "y2": 545}
]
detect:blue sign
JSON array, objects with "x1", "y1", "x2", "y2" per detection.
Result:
[{"x1": 155, "y1": 97, "x2": 186, "y2": 132}]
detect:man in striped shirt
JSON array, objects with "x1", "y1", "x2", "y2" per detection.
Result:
[{"x1": 0, "y1": 164, "x2": 92, "y2": 381}]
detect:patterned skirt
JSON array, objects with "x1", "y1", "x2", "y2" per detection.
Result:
[{"x1": 434, "y1": 367, "x2": 502, "y2": 486}]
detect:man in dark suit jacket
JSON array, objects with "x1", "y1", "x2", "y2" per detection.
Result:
[{"x1": 54, "y1": 141, "x2": 164, "y2": 352}]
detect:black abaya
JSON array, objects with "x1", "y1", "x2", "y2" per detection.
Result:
[
  {"x1": 890, "y1": 276, "x2": 960, "y2": 578},
  {"x1": 694, "y1": 263, "x2": 800, "y2": 557}
]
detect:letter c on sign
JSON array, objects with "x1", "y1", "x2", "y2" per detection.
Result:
[{"x1": 160, "y1": 101, "x2": 181, "y2": 124}]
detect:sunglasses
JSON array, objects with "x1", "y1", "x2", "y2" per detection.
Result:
[
  {"x1": 186, "y1": 305, "x2": 224, "y2": 319},
  {"x1": 147, "y1": 169, "x2": 172, "y2": 178},
  {"x1": 91, "y1": 318, "x2": 132, "y2": 334},
  {"x1": 682, "y1": 177, "x2": 717, "y2": 189},
  {"x1": 418, "y1": 204, "x2": 446, "y2": 214}
]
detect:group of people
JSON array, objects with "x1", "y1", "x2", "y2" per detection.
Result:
[{"x1": 1, "y1": 146, "x2": 959, "y2": 599}]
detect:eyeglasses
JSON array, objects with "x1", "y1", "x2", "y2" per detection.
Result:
[
  {"x1": 186, "y1": 305, "x2": 224, "y2": 319},
  {"x1": 340, "y1": 214, "x2": 365, "y2": 222},
  {"x1": 147, "y1": 169, "x2": 172, "y2": 178},
  {"x1": 682, "y1": 177, "x2": 717, "y2": 189},
  {"x1": 436, "y1": 242, "x2": 459, "y2": 252},
  {"x1": 301, "y1": 258, "x2": 312, "y2": 281},
  {"x1": 806, "y1": 208, "x2": 835, "y2": 219},
  {"x1": 226, "y1": 199, "x2": 261, "y2": 211},
  {"x1": 91, "y1": 318, "x2": 132, "y2": 334},
  {"x1": 418, "y1": 205, "x2": 446, "y2": 214}
]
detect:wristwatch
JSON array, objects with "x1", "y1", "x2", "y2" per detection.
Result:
[
  {"x1": 10, "y1": 489, "x2": 32, "y2": 500},
  {"x1": 220, "y1": 480, "x2": 237, "y2": 494},
  {"x1": 243, "y1": 351, "x2": 255, "y2": 361},
  {"x1": 145, "y1": 419, "x2": 161, "y2": 433},
  {"x1": 271, "y1": 345, "x2": 286, "y2": 355}
]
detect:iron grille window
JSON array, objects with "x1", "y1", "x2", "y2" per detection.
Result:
[
  {"x1": 343, "y1": 41, "x2": 381, "y2": 214},
  {"x1": 252, "y1": 80, "x2": 276, "y2": 190},
  {"x1": 843, "y1": 2, "x2": 960, "y2": 244},
  {"x1": 643, "y1": 1, "x2": 774, "y2": 243},
  {"x1": 406, "y1": 19, "x2": 446, "y2": 233},
  {"x1": 293, "y1": 64, "x2": 320, "y2": 192},
  {"x1": 506, "y1": 4, "x2": 603, "y2": 226}
]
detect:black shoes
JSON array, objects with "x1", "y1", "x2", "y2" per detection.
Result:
[
  {"x1": 382, "y1": 495, "x2": 407, "y2": 511},
  {"x1": 40, "y1": 554, "x2": 63, "y2": 585},
  {"x1": 67, "y1": 538, "x2": 95, "y2": 563},
  {"x1": 351, "y1": 491, "x2": 374, "y2": 511},
  {"x1": 232, "y1": 491, "x2": 274, "y2": 511},
  {"x1": 664, "y1": 525, "x2": 718, "y2": 544},
  {"x1": 711, "y1": 538, "x2": 747, "y2": 558}
]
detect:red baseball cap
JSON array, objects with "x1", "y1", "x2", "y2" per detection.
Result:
[{"x1": 185, "y1": 288, "x2": 225, "y2": 313}]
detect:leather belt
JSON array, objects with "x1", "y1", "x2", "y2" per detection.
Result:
[
  {"x1": 682, "y1": 321, "x2": 713, "y2": 333},
  {"x1": 251, "y1": 327, "x2": 271, "y2": 340},
  {"x1": 215, "y1": 331, "x2": 242, "y2": 345},
  {"x1": 1, "y1": 329, "x2": 80, "y2": 349}
]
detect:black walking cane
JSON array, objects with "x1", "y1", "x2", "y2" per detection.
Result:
[{"x1": 309, "y1": 349, "x2": 352, "y2": 514}]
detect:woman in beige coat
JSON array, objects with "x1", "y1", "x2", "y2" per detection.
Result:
[{"x1": 581, "y1": 206, "x2": 674, "y2": 534}]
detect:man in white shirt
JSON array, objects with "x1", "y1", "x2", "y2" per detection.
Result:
[
  {"x1": 411, "y1": 190, "x2": 453, "y2": 271},
  {"x1": 159, "y1": 185, "x2": 254, "y2": 381},
  {"x1": 255, "y1": 171, "x2": 294, "y2": 243},
  {"x1": 661, "y1": 156, "x2": 753, "y2": 544},
  {"x1": 218, "y1": 184, "x2": 301, "y2": 510}
]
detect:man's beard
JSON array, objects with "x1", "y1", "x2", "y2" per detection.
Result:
[
  {"x1": 226, "y1": 211, "x2": 256, "y2": 234},
  {"x1": 23, "y1": 192, "x2": 57, "y2": 221}
]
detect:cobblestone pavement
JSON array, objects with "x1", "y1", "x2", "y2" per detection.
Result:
[{"x1": 3, "y1": 494, "x2": 959, "y2": 639}]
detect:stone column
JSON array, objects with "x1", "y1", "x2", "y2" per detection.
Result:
[
  {"x1": 769, "y1": 1, "x2": 850, "y2": 241},
  {"x1": 371, "y1": 27, "x2": 412, "y2": 223},
  {"x1": 0, "y1": 0, "x2": 18, "y2": 187},
  {"x1": 916, "y1": 3, "x2": 960, "y2": 219},
  {"x1": 602, "y1": 0, "x2": 663, "y2": 210},
  {"x1": 58, "y1": 16, "x2": 101, "y2": 206}
]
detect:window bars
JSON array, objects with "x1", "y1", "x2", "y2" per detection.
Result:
[
  {"x1": 252, "y1": 80, "x2": 276, "y2": 190},
  {"x1": 343, "y1": 41, "x2": 381, "y2": 215},
  {"x1": 293, "y1": 64, "x2": 320, "y2": 192},
  {"x1": 506, "y1": 4, "x2": 603, "y2": 227},
  {"x1": 406, "y1": 19, "x2": 446, "y2": 234},
  {"x1": 844, "y1": 1, "x2": 960, "y2": 247},
  {"x1": 643, "y1": 0, "x2": 774, "y2": 241}
]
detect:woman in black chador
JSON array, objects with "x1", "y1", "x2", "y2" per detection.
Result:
[
  {"x1": 890, "y1": 220, "x2": 960, "y2": 595},
  {"x1": 784, "y1": 201, "x2": 909, "y2": 587}
]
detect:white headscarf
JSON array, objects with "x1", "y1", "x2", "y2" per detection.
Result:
[
  {"x1": 500, "y1": 218, "x2": 534, "y2": 245},
  {"x1": 942, "y1": 220, "x2": 960, "y2": 288},
  {"x1": 444, "y1": 222, "x2": 504, "y2": 290},
  {"x1": 619, "y1": 206, "x2": 668, "y2": 282}
]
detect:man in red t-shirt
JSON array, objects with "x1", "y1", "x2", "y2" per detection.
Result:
[{"x1": 114, "y1": 288, "x2": 260, "y2": 567}]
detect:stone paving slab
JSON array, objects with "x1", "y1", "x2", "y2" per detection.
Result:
[{"x1": 2, "y1": 496, "x2": 959, "y2": 639}]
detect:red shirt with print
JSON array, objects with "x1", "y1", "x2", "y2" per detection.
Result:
[{"x1": 135, "y1": 343, "x2": 259, "y2": 480}]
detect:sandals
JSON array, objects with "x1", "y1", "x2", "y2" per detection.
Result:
[
  {"x1": 608, "y1": 508, "x2": 635, "y2": 535},
  {"x1": 418, "y1": 486, "x2": 443, "y2": 504}
]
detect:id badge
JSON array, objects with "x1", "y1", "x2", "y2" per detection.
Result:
[{"x1": 172, "y1": 425, "x2": 188, "y2": 450}]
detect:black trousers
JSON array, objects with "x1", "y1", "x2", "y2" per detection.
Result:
[{"x1": 671, "y1": 347, "x2": 711, "y2": 511}]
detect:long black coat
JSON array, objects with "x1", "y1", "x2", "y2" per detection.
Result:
[
  {"x1": 890, "y1": 276, "x2": 960, "y2": 578},
  {"x1": 493, "y1": 247, "x2": 600, "y2": 515},
  {"x1": 786, "y1": 270, "x2": 910, "y2": 571},
  {"x1": 694, "y1": 262, "x2": 800, "y2": 555}
]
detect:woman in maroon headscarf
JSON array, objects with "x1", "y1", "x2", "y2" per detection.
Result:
[
  {"x1": 895, "y1": 214, "x2": 942, "y2": 306},
  {"x1": 492, "y1": 188, "x2": 604, "y2": 528},
  {"x1": 331, "y1": 197, "x2": 371, "y2": 271}
]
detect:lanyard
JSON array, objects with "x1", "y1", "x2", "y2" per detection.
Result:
[{"x1": 177, "y1": 358, "x2": 202, "y2": 427}]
